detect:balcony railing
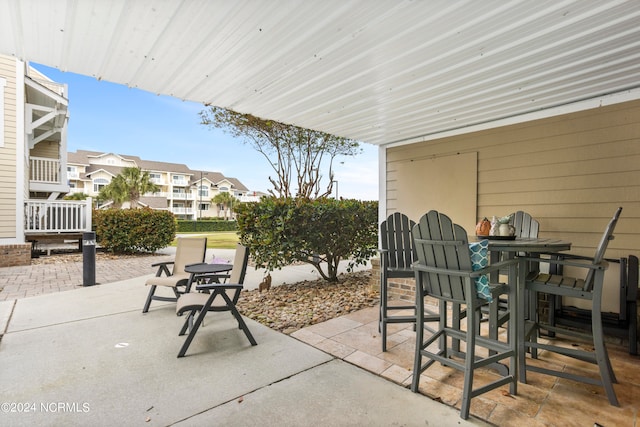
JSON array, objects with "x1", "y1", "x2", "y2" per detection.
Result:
[
  {"x1": 170, "y1": 207, "x2": 194, "y2": 215},
  {"x1": 171, "y1": 192, "x2": 192, "y2": 200},
  {"x1": 30, "y1": 156, "x2": 60, "y2": 183},
  {"x1": 24, "y1": 199, "x2": 92, "y2": 233}
]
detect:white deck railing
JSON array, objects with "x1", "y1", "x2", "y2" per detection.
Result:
[
  {"x1": 30, "y1": 157, "x2": 60, "y2": 183},
  {"x1": 170, "y1": 207, "x2": 194, "y2": 215},
  {"x1": 24, "y1": 199, "x2": 92, "y2": 233}
]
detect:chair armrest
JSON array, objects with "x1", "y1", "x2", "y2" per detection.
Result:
[
  {"x1": 378, "y1": 249, "x2": 389, "y2": 269},
  {"x1": 519, "y1": 256, "x2": 609, "y2": 271},
  {"x1": 195, "y1": 273, "x2": 231, "y2": 283},
  {"x1": 195, "y1": 282, "x2": 243, "y2": 291},
  {"x1": 151, "y1": 261, "x2": 174, "y2": 267},
  {"x1": 550, "y1": 253, "x2": 621, "y2": 264},
  {"x1": 151, "y1": 261, "x2": 174, "y2": 277},
  {"x1": 411, "y1": 258, "x2": 517, "y2": 278}
]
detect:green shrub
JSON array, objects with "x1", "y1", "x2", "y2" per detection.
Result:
[
  {"x1": 93, "y1": 208, "x2": 176, "y2": 253},
  {"x1": 176, "y1": 220, "x2": 238, "y2": 232},
  {"x1": 235, "y1": 197, "x2": 378, "y2": 282}
]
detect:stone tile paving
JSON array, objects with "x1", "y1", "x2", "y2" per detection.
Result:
[
  {"x1": 292, "y1": 306, "x2": 639, "y2": 426},
  {"x1": 0, "y1": 254, "x2": 172, "y2": 301}
]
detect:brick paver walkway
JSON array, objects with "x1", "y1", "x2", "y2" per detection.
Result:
[{"x1": 0, "y1": 254, "x2": 172, "y2": 301}]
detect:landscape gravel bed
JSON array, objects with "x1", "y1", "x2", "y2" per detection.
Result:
[{"x1": 237, "y1": 270, "x2": 378, "y2": 334}]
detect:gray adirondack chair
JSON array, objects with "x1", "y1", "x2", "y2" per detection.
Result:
[
  {"x1": 519, "y1": 207, "x2": 622, "y2": 406},
  {"x1": 487, "y1": 211, "x2": 540, "y2": 329},
  {"x1": 511, "y1": 210, "x2": 540, "y2": 239},
  {"x1": 411, "y1": 210, "x2": 518, "y2": 420},
  {"x1": 378, "y1": 213, "x2": 438, "y2": 352}
]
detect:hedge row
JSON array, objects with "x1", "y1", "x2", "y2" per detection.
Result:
[
  {"x1": 93, "y1": 208, "x2": 176, "y2": 253},
  {"x1": 176, "y1": 220, "x2": 238, "y2": 232}
]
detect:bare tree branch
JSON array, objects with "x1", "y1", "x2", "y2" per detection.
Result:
[{"x1": 200, "y1": 107, "x2": 361, "y2": 198}]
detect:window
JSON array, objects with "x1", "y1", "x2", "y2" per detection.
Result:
[
  {"x1": 198, "y1": 203, "x2": 209, "y2": 211},
  {"x1": 218, "y1": 186, "x2": 229, "y2": 192},
  {"x1": 173, "y1": 188, "x2": 186, "y2": 199},
  {"x1": 149, "y1": 172, "x2": 161, "y2": 183},
  {"x1": 67, "y1": 166, "x2": 78, "y2": 179},
  {"x1": 93, "y1": 178, "x2": 109, "y2": 193},
  {"x1": 198, "y1": 185, "x2": 209, "y2": 198}
]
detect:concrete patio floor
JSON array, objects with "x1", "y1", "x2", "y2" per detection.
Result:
[{"x1": 0, "y1": 274, "x2": 483, "y2": 427}]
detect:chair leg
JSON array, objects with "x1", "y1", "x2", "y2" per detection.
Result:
[
  {"x1": 451, "y1": 302, "x2": 462, "y2": 355},
  {"x1": 460, "y1": 315, "x2": 476, "y2": 420},
  {"x1": 530, "y1": 290, "x2": 539, "y2": 359},
  {"x1": 142, "y1": 285, "x2": 157, "y2": 313},
  {"x1": 487, "y1": 299, "x2": 500, "y2": 356},
  {"x1": 630, "y1": 300, "x2": 638, "y2": 356},
  {"x1": 411, "y1": 282, "x2": 425, "y2": 393},
  {"x1": 591, "y1": 302, "x2": 619, "y2": 406},
  {"x1": 230, "y1": 305, "x2": 257, "y2": 346},
  {"x1": 380, "y1": 277, "x2": 388, "y2": 352},
  {"x1": 178, "y1": 310, "x2": 197, "y2": 336},
  {"x1": 178, "y1": 308, "x2": 208, "y2": 358}
]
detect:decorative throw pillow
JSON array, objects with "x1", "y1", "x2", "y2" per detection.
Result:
[{"x1": 468, "y1": 239, "x2": 492, "y2": 302}]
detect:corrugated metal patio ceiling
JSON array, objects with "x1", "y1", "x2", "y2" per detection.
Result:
[{"x1": 2, "y1": 0, "x2": 640, "y2": 146}]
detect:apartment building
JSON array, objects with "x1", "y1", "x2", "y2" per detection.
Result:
[{"x1": 67, "y1": 150, "x2": 259, "y2": 220}]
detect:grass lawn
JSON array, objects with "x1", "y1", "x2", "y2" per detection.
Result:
[{"x1": 172, "y1": 232, "x2": 240, "y2": 249}]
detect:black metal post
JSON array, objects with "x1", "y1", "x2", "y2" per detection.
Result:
[{"x1": 82, "y1": 231, "x2": 96, "y2": 286}]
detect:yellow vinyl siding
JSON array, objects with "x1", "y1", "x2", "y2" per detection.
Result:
[
  {"x1": 386, "y1": 99, "x2": 640, "y2": 261},
  {"x1": 0, "y1": 54, "x2": 18, "y2": 238},
  {"x1": 386, "y1": 99, "x2": 640, "y2": 313},
  {"x1": 30, "y1": 140, "x2": 60, "y2": 158}
]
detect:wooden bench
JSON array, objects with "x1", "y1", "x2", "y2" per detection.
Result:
[{"x1": 26, "y1": 233, "x2": 84, "y2": 256}]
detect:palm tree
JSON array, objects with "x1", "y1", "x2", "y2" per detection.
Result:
[
  {"x1": 63, "y1": 192, "x2": 89, "y2": 200},
  {"x1": 211, "y1": 191, "x2": 237, "y2": 220},
  {"x1": 98, "y1": 167, "x2": 160, "y2": 208}
]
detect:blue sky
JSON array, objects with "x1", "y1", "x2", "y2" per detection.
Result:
[{"x1": 33, "y1": 63, "x2": 379, "y2": 200}]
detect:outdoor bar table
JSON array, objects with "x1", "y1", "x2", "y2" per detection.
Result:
[{"x1": 482, "y1": 237, "x2": 572, "y2": 382}]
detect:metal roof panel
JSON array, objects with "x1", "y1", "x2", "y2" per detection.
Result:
[{"x1": 2, "y1": 0, "x2": 639, "y2": 145}]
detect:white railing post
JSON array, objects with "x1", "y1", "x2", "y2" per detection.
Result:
[
  {"x1": 24, "y1": 199, "x2": 92, "y2": 233},
  {"x1": 30, "y1": 156, "x2": 60, "y2": 183}
]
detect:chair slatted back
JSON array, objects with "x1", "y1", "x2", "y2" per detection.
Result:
[
  {"x1": 412, "y1": 210, "x2": 472, "y2": 303},
  {"x1": 380, "y1": 213, "x2": 416, "y2": 271},
  {"x1": 511, "y1": 211, "x2": 539, "y2": 238},
  {"x1": 584, "y1": 207, "x2": 623, "y2": 291},
  {"x1": 174, "y1": 237, "x2": 207, "y2": 275}
]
